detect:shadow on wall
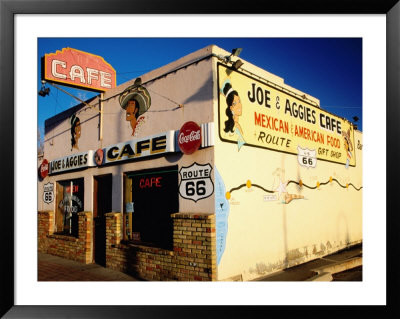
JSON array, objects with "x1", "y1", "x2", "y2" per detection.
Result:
[
  {"x1": 282, "y1": 204, "x2": 289, "y2": 269},
  {"x1": 337, "y1": 213, "x2": 351, "y2": 247},
  {"x1": 275, "y1": 204, "x2": 351, "y2": 275},
  {"x1": 166, "y1": 152, "x2": 183, "y2": 164},
  {"x1": 125, "y1": 247, "x2": 152, "y2": 281},
  {"x1": 44, "y1": 114, "x2": 99, "y2": 147},
  {"x1": 182, "y1": 73, "x2": 213, "y2": 105},
  {"x1": 113, "y1": 165, "x2": 123, "y2": 213}
]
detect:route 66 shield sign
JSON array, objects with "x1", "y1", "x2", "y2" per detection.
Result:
[
  {"x1": 43, "y1": 182, "x2": 54, "y2": 204},
  {"x1": 179, "y1": 163, "x2": 214, "y2": 202},
  {"x1": 297, "y1": 146, "x2": 317, "y2": 168}
]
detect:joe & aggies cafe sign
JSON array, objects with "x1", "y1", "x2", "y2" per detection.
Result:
[{"x1": 43, "y1": 122, "x2": 212, "y2": 176}]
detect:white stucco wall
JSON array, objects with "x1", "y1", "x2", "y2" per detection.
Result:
[
  {"x1": 210, "y1": 47, "x2": 362, "y2": 281},
  {"x1": 39, "y1": 45, "x2": 216, "y2": 215}
]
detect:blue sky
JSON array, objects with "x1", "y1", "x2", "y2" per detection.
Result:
[{"x1": 38, "y1": 38, "x2": 362, "y2": 140}]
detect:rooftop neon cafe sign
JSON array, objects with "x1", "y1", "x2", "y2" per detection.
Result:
[{"x1": 41, "y1": 47, "x2": 117, "y2": 92}]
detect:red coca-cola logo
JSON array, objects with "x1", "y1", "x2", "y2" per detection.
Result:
[
  {"x1": 40, "y1": 159, "x2": 49, "y2": 179},
  {"x1": 178, "y1": 121, "x2": 202, "y2": 155}
]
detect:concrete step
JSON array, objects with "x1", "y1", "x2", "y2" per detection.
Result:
[{"x1": 307, "y1": 256, "x2": 363, "y2": 281}]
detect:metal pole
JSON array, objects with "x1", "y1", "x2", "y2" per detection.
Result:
[
  {"x1": 69, "y1": 181, "x2": 73, "y2": 235},
  {"x1": 100, "y1": 92, "x2": 104, "y2": 141}
]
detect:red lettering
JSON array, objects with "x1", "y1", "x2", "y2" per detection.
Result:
[
  {"x1": 327, "y1": 135, "x2": 340, "y2": 148},
  {"x1": 273, "y1": 118, "x2": 278, "y2": 131},
  {"x1": 255, "y1": 112, "x2": 262, "y2": 126},
  {"x1": 66, "y1": 185, "x2": 78, "y2": 193},
  {"x1": 266, "y1": 116, "x2": 272, "y2": 129},
  {"x1": 139, "y1": 177, "x2": 162, "y2": 188},
  {"x1": 255, "y1": 112, "x2": 289, "y2": 134}
]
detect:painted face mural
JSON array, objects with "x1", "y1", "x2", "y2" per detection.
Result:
[
  {"x1": 125, "y1": 100, "x2": 140, "y2": 134},
  {"x1": 70, "y1": 114, "x2": 81, "y2": 151},
  {"x1": 221, "y1": 80, "x2": 246, "y2": 151},
  {"x1": 342, "y1": 128, "x2": 353, "y2": 169},
  {"x1": 94, "y1": 148, "x2": 104, "y2": 166},
  {"x1": 119, "y1": 80, "x2": 151, "y2": 137}
]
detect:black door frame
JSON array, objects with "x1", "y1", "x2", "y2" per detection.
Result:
[{"x1": 93, "y1": 174, "x2": 112, "y2": 266}]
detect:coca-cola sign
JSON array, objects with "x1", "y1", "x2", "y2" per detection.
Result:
[
  {"x1": 178, "y1": 121, "x2": 201, "y2": 155},
  {"x1": 40, "y1": 159, "x2": 49, "y2": 179}
]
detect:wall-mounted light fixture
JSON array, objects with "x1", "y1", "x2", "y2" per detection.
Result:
[
  {"x1": 38, "y1": 80, "x2": 50, "y2": 97},
  {"x1": 232, "y1": 59, "x2": 244, "y2": 70},
  {"x1": 225, "y1": 48, "x2": 244, "y2": 70},
  {"x1": 225, "y1": 48, "x2": 243, "y2": 63},
  {"x1": 352, "y1": 116, "x2": 359, "y2": 130},
  {"x1": 38, "y1": 87, "x2": 50, "y2": 97}
]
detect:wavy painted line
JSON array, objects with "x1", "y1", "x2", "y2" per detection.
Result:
[
  {"x1": 228, "y1": 178, "x2": 363, "y2": 197},
  {"x1": 329, "y1": 178, "x2": 363, "y2": 191},
  {"x1": 229, "y1": 183, "x2": 275, "y2": 194},
  {"x1": 287, "y1": 180, "x2": 317, "y2": 190},
  {"x1": 229, "y1": 184, "x2": 246, "y2": 193},
  {"x1": 252, "y1": 184, "x2": 275, "y2": 194}
]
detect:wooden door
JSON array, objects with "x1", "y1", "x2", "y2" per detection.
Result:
[{"x1": 55, "y1": 183, "x2": 64, "y2": 233}]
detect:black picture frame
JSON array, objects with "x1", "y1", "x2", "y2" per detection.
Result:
[{"x1": 1, "y1": 0, "x2": 399, "y2": 317}]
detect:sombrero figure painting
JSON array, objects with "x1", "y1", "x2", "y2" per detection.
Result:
[{"x1": 119, "y1": 78, "x2": 151, "y2": 137}]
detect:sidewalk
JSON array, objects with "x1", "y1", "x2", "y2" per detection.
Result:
[
  {"x1": 38, "y1": 252, "x2": 142, "y2": 281},
  {"x1": 38, "y1": 243, "x2": 362, "y2": 282},
  {"x1": 253, "y1": 243, "x2": 362, "y2": 281}
]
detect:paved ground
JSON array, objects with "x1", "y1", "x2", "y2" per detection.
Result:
[
  {"x1": 253, "y1": 244, "x2": 362, "y2": 281},
  {"x1": 38, "y1": 253, "x2": 141, "y2": 281},
  {"x1": 38, "y1": 243, "x2": 362, "y2": 282},
  {"x1": 332, "y1": 265, "x2": 362, "y2": 281}
]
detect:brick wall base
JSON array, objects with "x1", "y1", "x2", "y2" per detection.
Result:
[
  {"x1": 38, "y1": 211, "x2": 92, "y2": 264},
  {"x1": 105, "y1": 212, "x2": 217, "y2": 281},
  {"x1": 38, "y1": 210, "x2": 216, "y2": 280}
]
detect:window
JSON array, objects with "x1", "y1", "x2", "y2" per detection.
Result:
[
  {"x1": 124, "y1": 166, "x2": 179, "y2": 250},
  {"x1": 55, "y1": 178, "x2": 84, "y2": 237}
]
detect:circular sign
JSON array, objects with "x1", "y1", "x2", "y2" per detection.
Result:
[
  {"x1": 39, "y1": 159, "x2": 49, "y2": 179},
  {"x1": 94, "y1": 149, "x2": 104, "y2": 166},
  {"x1": 178, "y1": 121, "x2": 201, "y2": 155}
]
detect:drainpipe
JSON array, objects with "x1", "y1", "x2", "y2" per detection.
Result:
[{"x1": 100, "y1": 92, "x2": 104, "y2": 141}]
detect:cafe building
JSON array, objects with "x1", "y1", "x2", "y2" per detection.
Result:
[{"x1": 38, "y1": 45, "x2": 363, "y2": 281}]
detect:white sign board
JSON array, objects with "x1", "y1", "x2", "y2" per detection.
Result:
[
  {"x1": 179, "y1": 163, "x2": 214, "y2": 202},
  {"x1": 43, "y1": 182, "x2": 54, "y2": 204},
  {"x1": 297, "y1": 146, "x2": 317, "y2": 168},
  {"x1": 126, "y1": 202, "x2": 134, "y2": 213},
  {"x1": 49, "y1": 150, "x2": 95, "y2": 174},
  {"x1": 104, "y1": 131, "x2": 175, "y2": 165}
]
